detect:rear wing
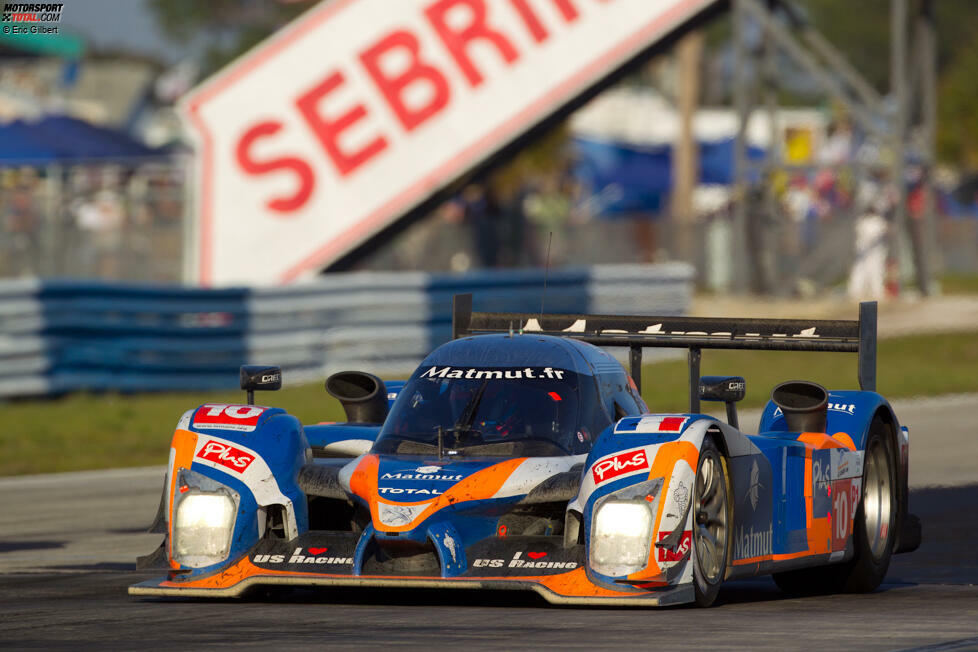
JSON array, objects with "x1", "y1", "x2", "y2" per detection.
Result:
[{"x1": 451, "y1": 294, "x2": 877, "y2": 413}]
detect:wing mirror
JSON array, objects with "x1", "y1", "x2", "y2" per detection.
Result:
[
  {"x1": 240, "y1": 365, "x2": 282, "y2": 405},
  {"x1": 698, "y1": 375, "x2": 745, "y2": 429}
]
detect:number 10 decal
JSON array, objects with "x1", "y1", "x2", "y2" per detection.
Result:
[{"x1": 831, "y1": 478, "x2": 862, "y2": 550}]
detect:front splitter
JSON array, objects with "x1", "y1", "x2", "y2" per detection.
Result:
[{"x1": 129, "y1": 574, "x2": 694, "y2": 607}]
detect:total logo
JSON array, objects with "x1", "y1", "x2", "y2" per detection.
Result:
[
  {"x1": 378, "y1": 486, "x2": 443, "y2": 496},
  {"x1": 472, "y1": 551, "x2": 577, "y2": 569},
  {"x1": 196, "y1": 440, "x2": 254, "y2": 473},
  {"x1": 591, "y1": 449, "x2": 649, "y2": 485},
  {"x1": 253, "y1": 547, "x2": 353, "y2": 565}
]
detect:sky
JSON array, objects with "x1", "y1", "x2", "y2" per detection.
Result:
[{"x1": 56, "y1": 0, "x2": 185, "y2": 64}]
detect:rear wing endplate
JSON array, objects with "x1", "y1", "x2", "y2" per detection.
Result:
[{"x1": 451, "y1": 294, "x2": 877, "y2": 413}]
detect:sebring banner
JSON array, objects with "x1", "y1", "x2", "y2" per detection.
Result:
[{"x1": 181, "y1": 0, "x2": 716, "y2": 285}]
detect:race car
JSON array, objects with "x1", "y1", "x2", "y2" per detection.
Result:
[{"x1": 130, "y1": 295, "x2": 920, "y2": 606}]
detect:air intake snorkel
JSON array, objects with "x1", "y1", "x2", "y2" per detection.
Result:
[
  {"x1": 771, "y1": 380, "x2": 828, "y2": 433},
  {"x1": 325, "y1": 371, "x2": 389, "y2": 424}
]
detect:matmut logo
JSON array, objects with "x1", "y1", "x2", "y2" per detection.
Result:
[
  {"x1": 591, "y1": 449, "x2": 649, "y2": 485},
  {"x1": 197, "y1": 440, "x2": 255, "y2": 473}
]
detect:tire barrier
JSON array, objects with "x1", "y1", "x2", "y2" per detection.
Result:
[{"x1": 0, "y1": 263, "x2": 692, "y2": 397}]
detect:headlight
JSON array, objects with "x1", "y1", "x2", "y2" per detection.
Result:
[
  {"x1": 590, "y1": 500, "x2": 653, "y2": 576},
  {"x1": 173, "y1": 490, "x2": 237, "y2": 568}
]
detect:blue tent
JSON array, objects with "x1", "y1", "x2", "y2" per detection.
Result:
[
  {"x1": 0, "y1": 116, "x2": 165, "y2": 165},
  {"x1": 572, "y1": 136, "x2": 766, "y2": 216}
]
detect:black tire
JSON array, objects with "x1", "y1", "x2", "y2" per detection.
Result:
[
  {"x1": 773, "y1": 420, "x2": 897, "y2": 595},
  {"x1": 841, "y1": 421, "x2": 897, "y2": 591},
  {"x1": 692, "y1": 437, "x2": 732, "y2": 607}
]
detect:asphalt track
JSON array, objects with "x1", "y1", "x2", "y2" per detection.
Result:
[{"x1": 1, "y1": 396, "x2": 976, "y2": 650}]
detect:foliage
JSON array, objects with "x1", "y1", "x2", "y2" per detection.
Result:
[
  {"x1": 795, "y1": 0, "x2": 978, "y2": 168},
  {"x1": 147, "y1": 0, "x2": 310, "y2": 76},
  {"x1": 3, "y1": 329, "x2": 977, "y2": 476}
]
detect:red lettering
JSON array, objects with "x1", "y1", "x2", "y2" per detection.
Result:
[
  {"x1": 198, "y1": 440, "x2": 255, "y2": 473},
  {"x1": 235, "y1": 121, "x2": 314, "y2": 214},
  {"x1": 591, "y1": 449, "x2": 649, "y2": 484},
  {"x1": 425, "y1": 0, "x2": 519, "y2": 87},
  {"x1": 295, "y1": 71, "x2": 388, "y2": 176},
  {"x1": 509, "y1": 0, "x2": 581, "y2": 43},
  {"x1": 509, "y1": 0, "x2": 548, "y2": 42},
  {"x1": 551, "y1": 0, "x2": 579, "y2": 22},
  {"x1": 360, "y1": 30, "x2": 451, "y2": 132}
]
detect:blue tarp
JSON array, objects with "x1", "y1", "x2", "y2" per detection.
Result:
[
  {"x1": 572, "y1": 136, "x2": 766, "y2": 216},
  {"x1": 0, "y1": 115, "x2": 165, "y2": 164}
]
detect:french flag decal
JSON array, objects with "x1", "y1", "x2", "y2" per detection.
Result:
[{"x1": 657, "y1": 417, "x2": 688, "y2": 432}]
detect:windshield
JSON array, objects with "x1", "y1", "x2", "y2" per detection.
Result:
[{"x1": 374, "y1": 366, "x2": 610, "y2": 457}]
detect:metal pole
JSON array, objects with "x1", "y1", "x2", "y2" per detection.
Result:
[
  {"x1": 761, "y1": 0, "x2": 779, "y2": 294},
  {"x1": 917, "y1": 0, "x2": 939, "y2": 290},
  {"x1": 629, "y1": 345, "x2": 643, "y2": 395},
  {"x1": 181, "y1": 153, "x2": 197, "y2": 285},
  {"x1": 891, "y1": 0, "x2": 930, "y2": 296},
  {"x1": 673, "y1": 30, "x2": 703, "y2": 266},
  {"x1": 732, "y1": 0, "x2": 750, "y2": 293},
  {"x1": 688, "y1": 347, "x2": 701, "y2": 414}
]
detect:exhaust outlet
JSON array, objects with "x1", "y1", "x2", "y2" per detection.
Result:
[
  {"x1": 771, "y1": 380, "x2": 828, "y2": 433},
  {"x1": 325, "y1": 371, "x2": 389, "y2": 424}
]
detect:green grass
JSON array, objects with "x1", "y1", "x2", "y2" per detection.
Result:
[
  {"x1": 0, "y1": 385, "x2": 347, "y2": 476},
  {"x1": 3, "y1": 330, "x2": 977, "y2": 476},
  {"x1": 938, "y1": 273, "x2": 978, "y2": 295}
]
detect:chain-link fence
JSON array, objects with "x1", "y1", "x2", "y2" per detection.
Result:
[
  {"x1": 2, "y1": 157, "x2": 976, "y2": 292},
  {"x1": 1, "y1": 158, "x2": 187, "y2": 283}
]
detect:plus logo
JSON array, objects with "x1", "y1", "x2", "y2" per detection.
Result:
[{"x1": 196, "y1": 440, "x2": 255, "y2": 473}]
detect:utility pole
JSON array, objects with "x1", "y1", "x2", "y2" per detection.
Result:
[
  {"x1": 916, "y1": 0, "x2": 939, "y2": 290},
  {"x1": 891, "y1": 0, "x2": 931, "y2": 296},
  {"x1": 732, "y1": 0, "x2": 751, "y2": 293},
  {"x1": 673, "y1": 29, "x2": 703, "y2": 266}
]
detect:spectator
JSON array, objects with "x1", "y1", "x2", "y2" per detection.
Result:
[{"x1": 848, "y1": 173, "x2": 895, "y2": 301}]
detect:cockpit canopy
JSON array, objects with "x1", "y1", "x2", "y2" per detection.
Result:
[{"x1": 374, "y1": 364, "x2": 610, "y2": 457}]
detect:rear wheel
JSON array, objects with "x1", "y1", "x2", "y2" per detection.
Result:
[
  {"x1": 773, "y1": 420, "x2": 896, "y2": 595},
  {"x1": 692, "y1": 437, "x2": 731, "y2": 607},
  {"x1": 843, "y1": 422, "x2": 897, "y2": 591}
]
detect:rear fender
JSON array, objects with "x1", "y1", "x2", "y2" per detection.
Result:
[
  {"x1": 759, "y1": 390, "x2": 897, "y2": 451},
  {"x1": 760, "y1": 390, "x2": 913, "y2": 552}
]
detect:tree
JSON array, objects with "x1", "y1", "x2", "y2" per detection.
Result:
[{"x1": 147, "y1": 0, "x2": 311, "y2": 76}]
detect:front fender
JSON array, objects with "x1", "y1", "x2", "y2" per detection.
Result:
[
  {"x1": 573, "y1": 415, "x2": 715, "y2": 590},
  {"x1": 161, "y1": 404, "x2": 310, "y2": 578}
]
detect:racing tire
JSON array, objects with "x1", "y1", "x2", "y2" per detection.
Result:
[
  {"x1": 841, "y1": 420, "x2": 897, "y2": 592},
  {"x1": 692, "y1": 437, "x2": 732, "y2": 607},
  {"x1": 773, "y1": 420, "x2": 897, "y2": 595}
]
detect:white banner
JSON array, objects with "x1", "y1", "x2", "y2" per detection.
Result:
[{"x1": 181, "y1": 0, "x2": 716, "y2": 285}]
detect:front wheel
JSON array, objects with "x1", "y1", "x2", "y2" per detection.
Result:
[{"x1": 692, "y1": 437, "x2": 731, "y2": 607}]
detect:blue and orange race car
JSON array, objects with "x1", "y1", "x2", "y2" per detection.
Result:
[{"x1": 130, "y1": 295, "x2": 919, "y2": 606}]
